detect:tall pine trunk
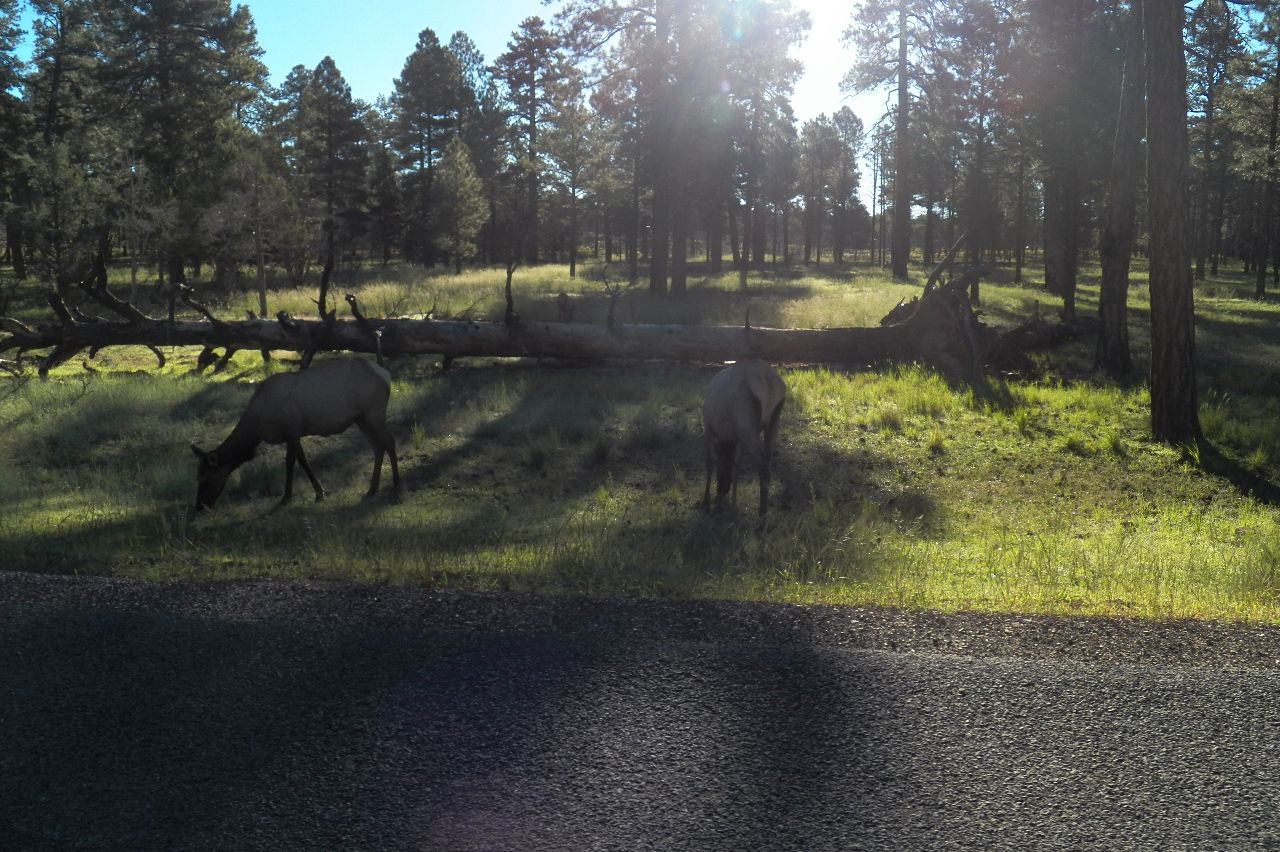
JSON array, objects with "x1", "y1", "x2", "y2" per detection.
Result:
[
  {"x1": 1144, "y1": 0, "x2": 1201, "y2": 444},
  {"x1": 1014, "y1": 147, "x2": 1026, "y2": 284},
  {"x1": 1096, "y1": 9, "x2": 1144, "y2": 376},
  {"x1": 1256, "y1": 41, "x2": 1279, "y2": 299},
  {"x1": 708, "y1": 195, "x2": 723, "y2": 273},
  {"x1": 650, "y1": 166, "x2": 670, "y2": 295},
  {"x1": 569, "y1": 189, "x2": 578, "y2": 279},
  {"x1": 671, "y1": 178, "x2": 687, "y2": 295},
  {"x1": 628, "y1": 152, "x2": 640, "y2": 286},
  {"x1": 890, "y1": 0, "x2": 911, "y2": 280}
]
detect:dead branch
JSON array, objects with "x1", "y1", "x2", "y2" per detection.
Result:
[
  {"x1": 81, "y1": 277, "x2": 151, "y2": 324},
  {"x1": 177, "y1": 285, "x2": 226, "y2": 329},
  {"x1": 346, "y1": 293, "x2": 385, "y2": 366},
  {"x1": 39, "y1": 344, "x2": 84, "y2": 378},
  {"x1": 300, "y1": 309, "x2": 337, "y2": 369},
  {"x1": 924, "y1": 233, "x2": 967, "y2": 295}
]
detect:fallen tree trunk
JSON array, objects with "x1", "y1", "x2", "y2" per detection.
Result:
[
  {"x1": 0, "y1": 250, "x2": 1084, "y2": 378},
  {"x1": 0, "y1": 295, "x2": 978, "y2": 375}
]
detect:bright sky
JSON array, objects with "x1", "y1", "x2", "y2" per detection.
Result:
[{"x1": 242, "y1": 0, "x2": 888, "y2": 126}]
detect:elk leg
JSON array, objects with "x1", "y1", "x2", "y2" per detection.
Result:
[
  {"x1": 281, "y1": 441, "x2": 298, "y2": 506},
  {"x1": 730, "y1": 399, "x2": 766, "y2": 511},
  {"x1": 703, "y1": 432, "x2": 715, "y2": 509},
  {"x1": 358, "y1": 421, "x2": 401, "y2": 497},
  {"x1": 759, "y1": 399, "x2": 785, "y2": 518},
  {"x1": 737, "y1": 434, "x2": 765, "y2": 513},
  {"x1": 292, "y1": 439, "x2": 325, "y2": 501},
  {"x1": 715, "y1": 439, "x2": 737, "y2": 506},
  {"x1": 367, "y1": 446, "x2": 384, "y2": 496},
  {"x1": 385, "y1": 434, "x2": 401, "y2": 496}
]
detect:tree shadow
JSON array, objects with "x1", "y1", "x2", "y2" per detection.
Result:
[
  {"x1": 1196, "y1": 442, "x2": 1280, "y2": 508},
  {"x1": 6, "y1": 357, "x2": 941, "y2": 592}
]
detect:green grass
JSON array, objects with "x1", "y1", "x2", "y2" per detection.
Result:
[{"x1": 4, "y1": 257, "x2": 1280, "y2": 623}]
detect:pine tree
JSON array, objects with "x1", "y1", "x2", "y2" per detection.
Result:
[
  {"x1": 1144, "y1": 0, "x2": 1202, "y2": 444},
  {"x1": 297, "y1": 58, "x2": 369, "y2": 255},
  {"x1": 496, "y1": 17, "x2": 564, "y2": 265},
  {"x1": 432, "y1": 136, "x2": 487, "y2": 273},
  {"x1": 544, "y1": 71, "x2": 594, "y2": 279},
  {"x1": 392, "y1": 28, "x2": 458, "y2": 265},
  {"x1": 95, "y1": 0, "x2": 265, "y2": 284},
  {"x1": 295, "y1": 57, "x2": 368, "y2": 312},
  {"x1": 25, "y1": 0, "x2": 99, "y2": 290}
]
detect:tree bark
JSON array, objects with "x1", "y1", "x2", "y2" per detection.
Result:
[
  {"x1": 1042, "y1": 172, "x2": 1078, "y2": 319},
  {"x1": 891, "y1": 0, "x2": 911, "y2": 280},
  {"x1": 1143, "y1": 0, "x2": 1201, "y2": 444},
  {"x1": 670, "y1": 180, "x2": 687, "y2": 295},
  {"x1": 1013, "y1": 147, "x2": 1026, "y2": 284},
  {"x1": 649, "y1": 168, "x2": 670, "y2": 295},
  {"x1": 728, "y1": 197, "x2": 742, "y2": 271},
  {"x1": 6, "y1": 219, "x2": 24, "y2": 280},
  {"x1": 707, "y1": 191, "x2": 723, "y2": 273},
  {"x1": 569, "y1": 188, "x2": 579, "y2": 279},
  {"x1": 782, "y1": 201, "x2": 791, "y2": 265},
  {"x1": 1256, "y1": 39, "x2": 1279, "y2": 299},
  {"x1": 1096, "y1": 9, "x2": 1143, "y2": 377},
  {"x1": 648, "y1": 0, "x2": 672, "y2": 295},
  {"x1": 629, "y1": 150, "x2": 640, "y2": 286}
]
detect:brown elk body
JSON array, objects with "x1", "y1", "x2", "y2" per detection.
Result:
[
  {"x1": 702, "y1": 359, "x2": 787, "y2": 517},
  {"x1": 191, "y1": 357, "x2": 401, "y2": 511}
]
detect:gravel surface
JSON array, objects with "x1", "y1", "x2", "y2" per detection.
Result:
[{"x1": 3, "y1": 570, "x2": 1280, "y2": 850}]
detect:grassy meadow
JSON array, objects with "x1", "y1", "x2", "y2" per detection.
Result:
[{"x1": 4, "y1": 257, "x2": 1280, "y2": 623}]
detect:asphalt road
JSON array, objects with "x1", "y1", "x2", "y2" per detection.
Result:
[{"x1": 2, "y1": 572, "x2": 1279, "y2": 851}]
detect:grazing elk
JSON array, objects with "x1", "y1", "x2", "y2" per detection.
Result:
[
  {"x1": 702, "y1": 359, "x2": 787, "y2": 518},
  {"x1": 191, "y1": 357, "x2": 401, "y2": 511}
]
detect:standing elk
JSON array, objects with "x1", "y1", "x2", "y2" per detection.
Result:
[
  {"x1": 191, "y1": 357, "x2": 401, "y2": 511},
  {"x1": 702, "y1": 359, "x2": 787, "y2": 517}
]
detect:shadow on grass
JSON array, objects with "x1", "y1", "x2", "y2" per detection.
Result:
[
  {"x1": 2, "y1": 358, "x2": 939, "y2": 598},
  {"x1": 1197, "y1": 441, "x2": 1280, "y2": 508}
]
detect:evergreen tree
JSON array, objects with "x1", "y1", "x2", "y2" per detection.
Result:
[
  {"x1": 297, "y1": 58, "x2": 369, "y2": 263},
  {"x1": 846, "y1": 0, "x2": 934, "y2": 278},
  {"x1": 1017, "y1": 0, "x2": 1111, "y2": 319},
  {"x1": 1187, "y1": 0, "x2": 1243, "y2": 279},
  {"x1": 364, "y1": 100, "x2": 402, "y2": 267},
  {"x1": 799, "y1": 115, "x2": 839, "y2": 264},
  {"x1": 448, "y1": 33, "x2": 507, "y2": 264},
  {"x1": 831, "y1": 107, "x2": 866, "y2": 263},
  {"x1": 544, "y1": 71, "x2": 594, "y2": 278},
  {"x1": 392, "y1": 28, "x2": 458, "y2": 264},
  {"x1": 94, "y1": 0, "x2": 265, "y2": 284},
  {"x1": 431, "y1": 136, "x2": 487, "y2": 273},
  {"x1": 25, "y1": 0, "x2": 101, "y2": 290},
  {"x1": 927, "y1": 0, "x2": 1017, "y2": 300},
  {"x1": 496, "y1": 17, "x2": 564, "y2": 265}
]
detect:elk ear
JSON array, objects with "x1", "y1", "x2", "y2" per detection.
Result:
[{"x1": 190, "y1": 443, "x2": 208, "y2": 460}]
